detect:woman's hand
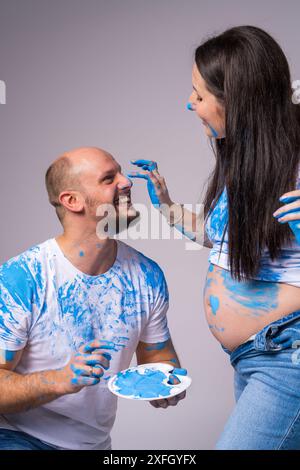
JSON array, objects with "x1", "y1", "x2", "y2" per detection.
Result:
[
  {"x1": 273, "y1": 190, "x2": 300, "y2": 243},
  {"x1": 127, "y1": 160, "x2": 174, "y2": 209}
]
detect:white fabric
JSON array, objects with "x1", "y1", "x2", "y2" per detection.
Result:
[{"x1": 0, "y1": 239, "x2": 170, "y2": 449}]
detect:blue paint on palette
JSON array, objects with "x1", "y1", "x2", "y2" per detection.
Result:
[{"x1": 115, "y1": 368, "x2": 173, "y2": 398}]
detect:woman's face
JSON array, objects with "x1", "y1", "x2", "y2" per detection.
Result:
[{"x1": 189, "y1": 63, "x2": 225, "y2": 139}]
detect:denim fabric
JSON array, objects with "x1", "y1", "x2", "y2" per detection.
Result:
[
  {"x1": 0, "y1": 428, "x2": 59, "y2": 450},
  {"x1": 216, "y1": 309, "x2": 300, "y2": 449}
]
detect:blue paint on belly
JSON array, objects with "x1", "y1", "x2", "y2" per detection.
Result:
[
  {"x1": 209, "y1": 295, "x2": 220, "y2": 315},
  {"x1": 115, "y1": 368, "x2": 173, "y2": 398},
  {"x1": 219, "y1": 269, "x2": 279, "y2": 314}
]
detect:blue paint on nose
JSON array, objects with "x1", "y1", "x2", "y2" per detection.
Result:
[{"x1": 186, "y1": 102, "x2": 194, "y2": 111}]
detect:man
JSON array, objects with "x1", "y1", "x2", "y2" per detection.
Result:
[{"x1": 0, "y1": 146, "x2": 185, "y2": 450}]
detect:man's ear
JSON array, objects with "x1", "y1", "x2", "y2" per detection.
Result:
[{"x1": 59, "y1": 191, "x2": 85, "y2": 214}]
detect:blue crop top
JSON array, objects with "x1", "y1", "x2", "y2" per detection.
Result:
[{"x1": 205, "y1": 172, "x2": 300, "y2": 287}]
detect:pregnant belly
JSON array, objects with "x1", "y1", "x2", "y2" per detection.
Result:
[{"x1": 204, "y1": 262, "x2": 300, "y2": 352}]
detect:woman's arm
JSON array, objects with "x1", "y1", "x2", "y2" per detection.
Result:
[{"x1": 128, "y1": 160, "x2": 211, "y2": 247}]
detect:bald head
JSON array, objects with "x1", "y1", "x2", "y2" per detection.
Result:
[{"x1": 45, "y1": 146, "x2": 114, "y2": 223}]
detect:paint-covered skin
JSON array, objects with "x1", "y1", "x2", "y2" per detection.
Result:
[
  {"x1": 127, "y1": 160, "x2": 160, "y2": 208},
  {"x1": 273, "y1": 190, "x2": 300, "y2": 244},
  {"x1": 204, "y1": 262, "x2": 300, "y2": 351},
  {"x1": 204, "y1": 180, "x2": 300, "y2": 351}
]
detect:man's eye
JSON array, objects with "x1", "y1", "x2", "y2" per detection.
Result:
[{"x1": 104, "y1": 177, "x2": 114, "y2": 183}]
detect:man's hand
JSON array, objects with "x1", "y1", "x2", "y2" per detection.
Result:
[
  {"x1": 54, "y1": 339, "x2": 116, "y2": 394},
  {"x1": 136, "y1": 339, "x2": 187, "y2": 409},
  {"x1": 150, "y1": 369, "x2": 187, "y2": 409}
]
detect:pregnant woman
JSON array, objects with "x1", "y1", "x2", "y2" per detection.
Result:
[{"x1": 128, "y1": 25, "x2": 300, "y2": 449}]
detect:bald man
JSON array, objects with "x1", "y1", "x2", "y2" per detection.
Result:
[{"x1": 0, "y1": 147, "x2": 185, "y2": 450}]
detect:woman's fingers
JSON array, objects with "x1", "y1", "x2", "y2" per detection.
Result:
[
  {"x1": 131, "y1": 159, "x2": 158, "y2": 171},
  {"x1": 273, "y1": 199, "x2": 300, "y2": 222},
  {"x1": 127, "y1": 171, "x2": 162, "y2": 189},
  {"x1": 279, "y1": 190, "x2": 300, "y2": 202}
]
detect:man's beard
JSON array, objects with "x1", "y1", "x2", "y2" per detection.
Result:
[{"x1": 88, "y1": 198, "x2": 140, "y2": 238}]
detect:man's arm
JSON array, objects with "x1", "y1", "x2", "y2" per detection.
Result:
[
  {"x1": 136, "y1": 338, "x2": 181, "y2": 368},
  {"x1": 136, "y1": 339, "x2": 186, "y2": 409},
  {"x1": 0, "y1": 340, "x2": 112, "y2": 414},
  {"x1": 0, "y1": 348, "x2": 66, "y2": 413}
]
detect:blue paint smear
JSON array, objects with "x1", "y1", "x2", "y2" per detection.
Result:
[
  {"x1": 115, "y1": 368, "x2": 174, "y2": 398},
  {"x1": 219, "y1": 269, "x2": 279, "y2": 314},
  {"x1": 209, "y1": 295, "x2": 220, "y2": 315},
  {"x1": 145, "y1": 341, "x2": 167, "y2": 351},
  {"x1": 208, "y1": 264, "x2": 214, "y2": 273}
]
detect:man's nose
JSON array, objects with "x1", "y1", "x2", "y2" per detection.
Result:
[{"x1": 118, "y1": 174, "x2": 133, "y2": 190}]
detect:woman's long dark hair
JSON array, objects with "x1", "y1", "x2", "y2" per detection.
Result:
[{"x1": 197, "y1": 25, "x2": 300, "y2": 281}]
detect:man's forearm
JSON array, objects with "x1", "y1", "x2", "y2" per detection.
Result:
[{"x1": 0, "y1": 368, "x2": 65, "y2": 414}]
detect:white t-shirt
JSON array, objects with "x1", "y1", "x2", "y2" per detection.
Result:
[{"x1": 0, "y1": 238, "x2": 170, "y2": 450}]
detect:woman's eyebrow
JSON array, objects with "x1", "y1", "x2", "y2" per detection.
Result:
[{"x1": 193, "y1": 85, "x2": 201, "y2": 95}]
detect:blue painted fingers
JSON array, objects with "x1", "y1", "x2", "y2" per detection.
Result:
[
  {"x1": 127, "y1": 160, "x2": 160, "y2": 208},
  {"x1": 70, "y1": 340, "x2": 115, "y2": 388},
  {"x1": 273, "y1": 193, "x2": 300, "y2": 244}
]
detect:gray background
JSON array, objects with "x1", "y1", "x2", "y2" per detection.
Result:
[{"x1": 0, "y1": 0, "x2": 299, "y2": 450}]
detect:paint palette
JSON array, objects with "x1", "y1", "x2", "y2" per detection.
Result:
[{"x1": 107, "y1": 363, "x2": 192, "y2": 401}]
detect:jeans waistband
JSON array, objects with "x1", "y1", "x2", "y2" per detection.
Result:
[{"x1": 221, "y1": 309, "x2": 300, "y2": 365}]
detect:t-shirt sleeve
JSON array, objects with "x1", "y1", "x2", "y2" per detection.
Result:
[
  {"x1": 0, "y1": 261, "x2": 33, "y2": 351},
  {"x1": 140, "y1": 266, "x2": 170, "y2": 344}
]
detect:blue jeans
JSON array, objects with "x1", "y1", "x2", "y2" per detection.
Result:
[
  {"x1": 0, "y1": 428, "x2": 59, "y2": 450},
  {"x1": 216, "y1": 309, "x2": 300, "y2": 450}
]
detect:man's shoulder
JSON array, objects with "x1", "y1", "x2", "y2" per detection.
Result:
[
  {"x1": 0, "y1": 239, "x2": 53, "y2": 290},
  {"x1": 117, "y1": 241, "x2": 165, "y2": 279}
]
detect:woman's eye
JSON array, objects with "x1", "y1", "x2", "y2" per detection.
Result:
[{"x1": 196, "y1": 95, "x2": 202, "y2": 102}]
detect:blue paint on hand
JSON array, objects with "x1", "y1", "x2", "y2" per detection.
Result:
[
  {"x1": 288, "y1": 220, "x2": 300, "y2": 244},
  {"x1": 127, "y1": 173, "x2": 160, "y2": 208},
  {"x1": 168, "y1": 374, "x2": 181, "y2": 385},
  {"x1": 172, "y1": 368, "x2": 187, "y2": 376},
  {"x1": 279, "y1": 196, "x2": 300, "y2": 203}
]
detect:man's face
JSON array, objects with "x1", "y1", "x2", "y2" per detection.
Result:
[{"x1": 76, "y1": 152, "x2": 139, "y2": 232}]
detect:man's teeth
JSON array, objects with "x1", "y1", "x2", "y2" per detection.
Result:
[{"x1": 115, "y1": 195, "x2": 130, "y2": 205}]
